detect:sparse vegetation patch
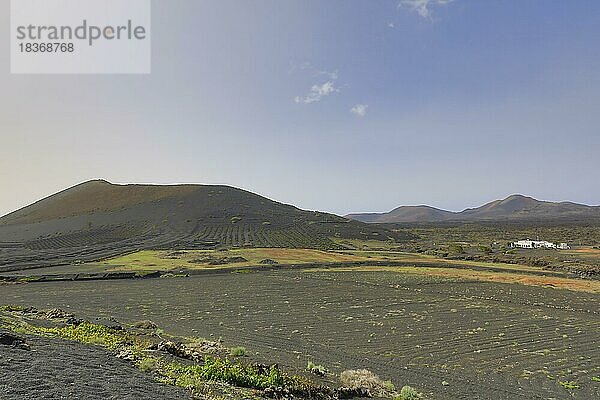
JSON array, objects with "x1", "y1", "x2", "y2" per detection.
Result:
[
  {"x1": 559, "y1": 380, "x2": 579, "y2": 389},
  {"x1": 396, "y1": 386, "x2": 422, "y2": 400},
  {"x1": 306, "y1": 361, "x2": 327, "y2": 376},
  {"x1": 230, "y1": 346, "x2": 247, "y2": 357},
  {"x1": 339, "y1": 369, "x2": 396, "y2": 397}
]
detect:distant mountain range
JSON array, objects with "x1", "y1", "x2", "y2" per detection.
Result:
[{"x1": 346, "y1": 195, "x2": 600, "y2": 223}]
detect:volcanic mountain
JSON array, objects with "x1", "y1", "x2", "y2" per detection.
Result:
[
  {"x1": 0, "y1": 180, "x2": 414, "y2": 270},
  {"x1": 346, "y1": 195, "x2": 600, "y2": 223}
]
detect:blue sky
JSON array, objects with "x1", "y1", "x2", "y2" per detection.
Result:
[{"x1": 1, "y1": 0, "x2": 600, "y2": 216}]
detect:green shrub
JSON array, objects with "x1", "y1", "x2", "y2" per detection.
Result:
[
  {"x1": 478, "y1": 245, "x2": 492, "y2": 254},
  {"x1": 138, "y1": 357, "x2": 157, "y2": 372},
  {"x1": 230, "y1": 346, "x2": 247, "y2": 357},
  {"x1": 45, "y1": 322, "x2": 130, "y2": 350},
  {"x1": 306, "y1": 361, "x2": 327, "y2": 376},
  {"x1": 383, "y1": 380, "x2": 395, "y2": 392},
  {"x1": 397, "y1": 385, "x2": 422, "y2": 400},
  {"x1": 163, "y1": 357, "x2": 284, "y2": 389},
  {"x1": 448, "y1": 244, "x2": 464, "y2": 254}
]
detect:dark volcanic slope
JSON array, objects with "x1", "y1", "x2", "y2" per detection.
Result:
[
  {"x1": 0, "y1": 330, "x2": 190, "y2": 400},
  {"x1": 459, "y1": 194, "x2": 597, "y2": 220},
  {"x1": 0, "y1": 180, "x2": 414, "y2": 271},
  {"x1": 347, "y1": 195, "x2": 600, "y2": 223}
]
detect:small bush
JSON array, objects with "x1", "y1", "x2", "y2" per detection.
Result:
[
  {"x1": 339, "y1": 369, "x2": 393, "y2": 397},
  {"x1": 306, "y1": 361, "x2": 327, "y2": 376},
  {"x1": 138, "y1": 357, "x2": 157, "y2": 372},
  {"x1": 230, "y1": 346, "x2": 247, "y2": 357},
  {"x1": 384, "y1": 380, "x2": 396, "y2": 392},
  {"x1": 397, "y1": 385, "x2": 422, "y2": 400},
  {"x1": 529, "y1": 258, "x2": 549, "y2": 267},
  {"x1": 448, "y1": 244, "x2": 464, "y2": 254},
  {"x1": 478, "y1": 245, "x2": 492, "y2": 254}
]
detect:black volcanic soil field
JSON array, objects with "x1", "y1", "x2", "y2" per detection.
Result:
[
  {"x1": 0, "y1": 332, "x2": 190, "y2": 400},
  {"x1": 1, "y1": 270, "x2": 599, "y2": 400}
]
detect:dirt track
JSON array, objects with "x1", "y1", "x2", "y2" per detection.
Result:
[{"x1": 1, "y1": 270, "x2": 598, "y2": 400}]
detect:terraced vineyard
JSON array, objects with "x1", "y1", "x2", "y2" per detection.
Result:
[
  {"x1": 192, "y1": 223, "x2": 333, "y2": 248},
  {"x1": 2, "y1": 269, "x2": 598, "y2": 400},
  {"x1": 25, "y1": 226, "x2": 147, "y2": 250}
]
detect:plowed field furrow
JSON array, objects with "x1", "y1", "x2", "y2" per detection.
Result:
[{"x1": 1, "y1": 270, "x2": 597, "y2": 400}]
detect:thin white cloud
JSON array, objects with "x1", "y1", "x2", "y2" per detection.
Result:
[
  {"x1": 351, "y1": 104, "x2": 368, "y2": 117},
  {"x1": 318, "y1": 70, "x2": 339, "y2": 80},
  {"x1": 399, "y1": 0, "x2": 453, "y2": 19},
  {"x1": 295, "y1": 81, "x2": 340, "y2": 104},
  {"x1": 293, "y1": 65, "x2": 346, "y2": 105}
]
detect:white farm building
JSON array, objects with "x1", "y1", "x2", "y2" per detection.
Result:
[{"x1": 511, "y1": 240, "x2": 570, "y2": 250}]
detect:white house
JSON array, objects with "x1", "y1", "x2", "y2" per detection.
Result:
[
  {"x1": 513, "y1": 240, "x2": 535, "y2": 249},
  {"x1": 513, "y1": 240, "x2": 555, "y2": 249},
  {"x1": 512, "y1": 240, "x2": 569, "y2": 250}
]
